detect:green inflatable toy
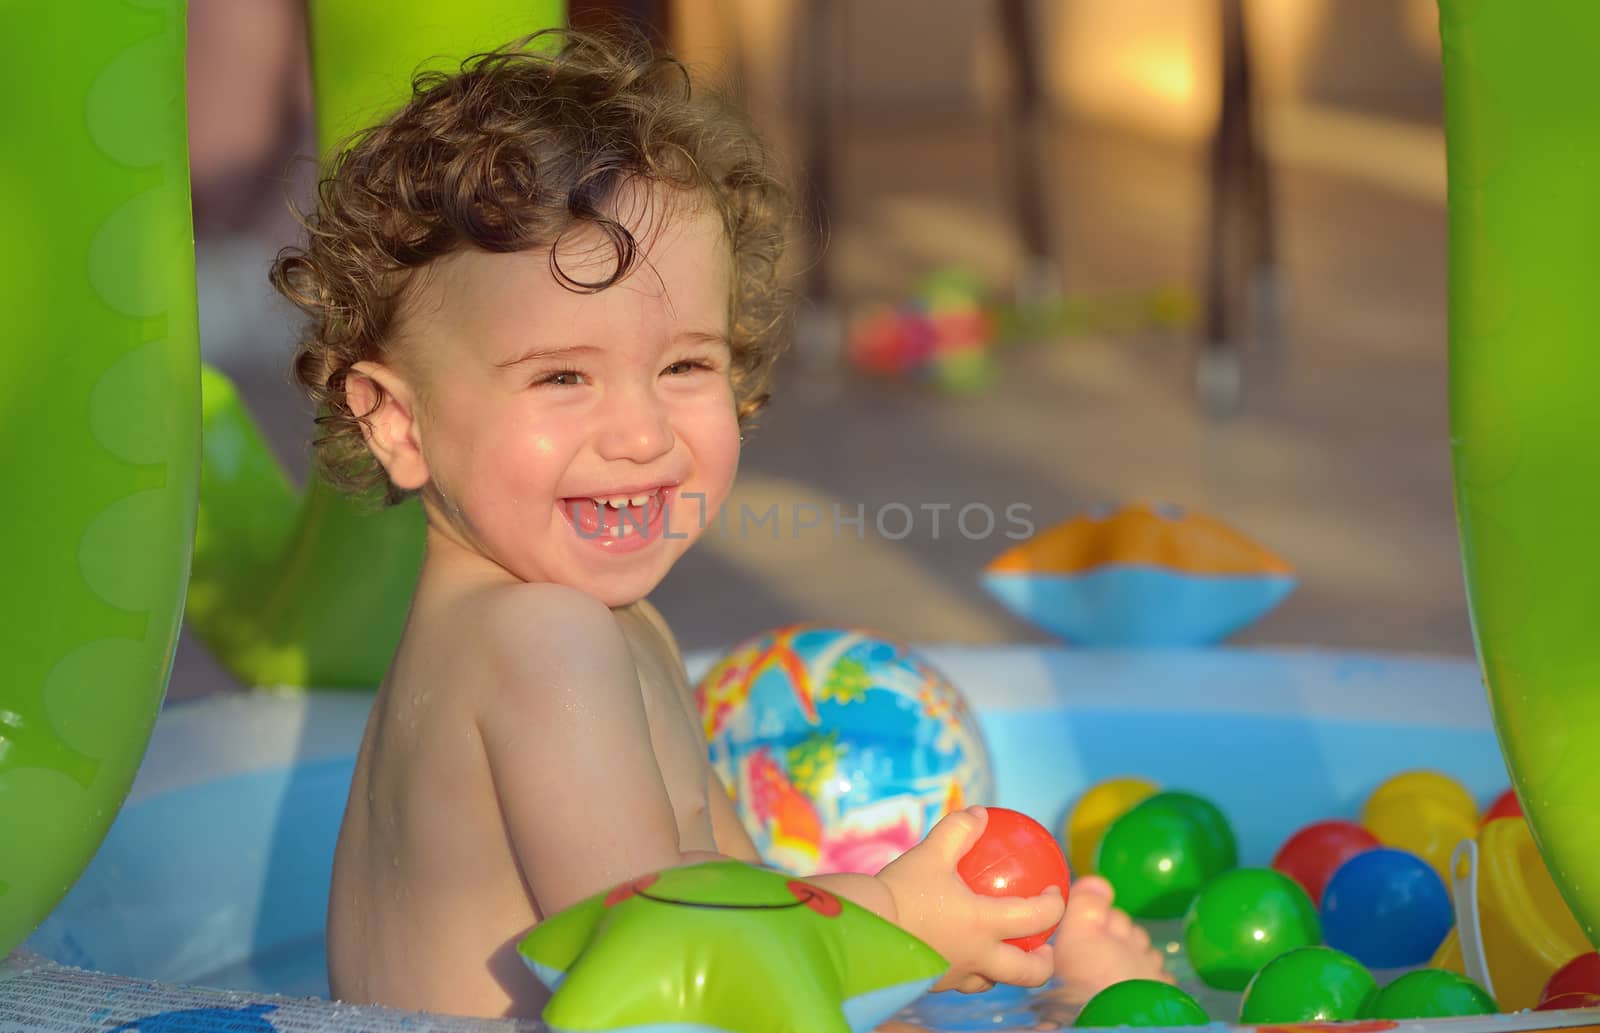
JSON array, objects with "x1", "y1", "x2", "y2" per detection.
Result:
[
  {"x1": 0, "y1": 0, "x2": 199, "y2": 960},
  {"x1": 519, "y1": 861, "x2": 946, "y2": 1033},
  {"x1": 1440, "y1": 0, "x2": 1600, "y2": 948}
]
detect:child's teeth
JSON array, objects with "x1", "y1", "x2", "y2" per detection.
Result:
[
  {"x1": 628, "y1": 495, "x2": 649, "y2": 507},
  {"x1": 612, "y1": 520, "x2": 624, "y2": 538}
]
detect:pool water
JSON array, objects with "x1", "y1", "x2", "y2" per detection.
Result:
[{"x1": 28, "y1": 647, "x2": 1514, "y2": 1030}]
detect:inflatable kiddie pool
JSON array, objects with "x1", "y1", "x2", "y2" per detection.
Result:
[
  {"x1": 9, "y1": 0, "x2": 1600, "y2": 1031},
  {"x1": 14, "y1": 645, "x2": 1596, "y2": 1033}
]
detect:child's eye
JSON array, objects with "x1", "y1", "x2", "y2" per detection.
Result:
[
  {"x1": 537, "y1": 369, "x2": 586, "y2": 387},
  {"x1": 663, "y1": 359, "x2": 715, "y2": 376}
]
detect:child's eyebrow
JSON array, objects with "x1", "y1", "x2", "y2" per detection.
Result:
[
  {"x1": 495, "y1": 330, "x2": 729, "y2": 369},
  {"x1": 494, "y1": 344, "x2": 601, "y2": 369},
  {"x1": 675, "y1": 329, "x2": 730, "y2": 349}
]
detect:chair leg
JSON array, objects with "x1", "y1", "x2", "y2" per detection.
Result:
[
  {"x1": 998, "y1": 0, "x2": 1058, "y2": 305},
  {"x1": 790, "y1": 0, "x2": 845, "y2": 370},
  {"x1": 1244, "y1": 68, "x2": 1283, "y2": 353},
  {"x1": 566, "y1": 0, "x2": 672, "y2": 45},
  {"x1": 1198, "y1": 0, "x2": 1275, "y2": 415}
]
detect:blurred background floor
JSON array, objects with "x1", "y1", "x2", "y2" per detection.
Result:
[
  {"x1": 650, "y1": 109, "x2": 1462, "y2": 658},
  {"x1": 171, "y1": 95, "x2": 1464, "y2": 701}
]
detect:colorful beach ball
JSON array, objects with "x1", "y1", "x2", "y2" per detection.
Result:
[{"x1": 697, "y1": 624, "x2": 994, "y2": 877}]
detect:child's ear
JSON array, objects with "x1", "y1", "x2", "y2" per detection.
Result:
[{"x1": 347, "y1": 361, "x2": 430, "y2": 491}]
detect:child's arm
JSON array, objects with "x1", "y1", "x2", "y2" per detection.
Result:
[
  {"x1": 705, "y1": 771, "x2": 764, "y2": 864},
  {"x1": 476, "y1": 587, "x2": 1058, "y2": 990},
  {"x1": 474, "y1": 584, "x2": 713, "y2": 917},
  {"x1": 630, "y1": 598, "x2": 764, "y2": 866},
  {"x1": 805, "y1": 806, "x2": 1065, "y2": 993},
  {"x1": 703, "y1": 785, "x2": 1057, "y2": 991},
  {"x1": 645, "y1": 606, "x2": 1057, "y2": 989}
]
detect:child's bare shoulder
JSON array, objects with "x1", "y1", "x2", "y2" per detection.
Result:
[
  {"x1": 460, "y1": 581, "x2": 617, "y2": 642},
  {"x1": 624, "y1": 597, "x2": 684, "y2": 657},
  {"x1": 432, "y1": 582, "x2": 642, "y2": 719}
]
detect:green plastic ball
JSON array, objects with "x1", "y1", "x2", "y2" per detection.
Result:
[
  {"x1": 1152, "y1": 791, "x2": 1238, "y2": 872},
  {"x1": 1363, "y1": 969, "x2": 1497, "y2": 1019},
  {"x1": 1073, "y1": 979, "x2": 1211, "y2": 1028},
  {"x1": 1097, "y1": 796, "x2": 1232, "y2": 919},
  {"x1": 1239, "y1": 946, "x2": 1377, "y2": 1023},
  {"x1": 1182, "y1": 867, "x2": 1322, "y2": 991}
]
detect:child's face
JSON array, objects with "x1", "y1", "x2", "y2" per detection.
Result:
[{"x1": 397, "y1": 186, "x2": 741, "y2": 606}]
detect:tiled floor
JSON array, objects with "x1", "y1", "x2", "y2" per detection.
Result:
[{"x1": 169, "y1": 110, "x2": 1472, "y2": 702}]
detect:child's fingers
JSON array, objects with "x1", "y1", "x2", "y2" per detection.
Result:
[
  {"x1": 1032, "y1": 942, "x2": 1058, "y2": 984},
  {"x1": 952, "y1": 973, "x2": 996, "y2": 995},
  {"x1": 982, "y1": 888, "x2": 1066, "y2": 940},
  {"x1": 982, "y1": 941, "x2": 1056, "y2": 989},
  {"x1": 922, "y1": 805, "x2": 989, "y2": 865}
]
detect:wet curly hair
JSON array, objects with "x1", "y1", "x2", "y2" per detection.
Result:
[{"x1": 271, "y1": 27, "x2": 793, "y2": 502}]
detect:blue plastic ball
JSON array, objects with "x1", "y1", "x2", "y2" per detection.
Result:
[{"x1": 1320, "y1": 847, "x2": 1454, "y2": 967}]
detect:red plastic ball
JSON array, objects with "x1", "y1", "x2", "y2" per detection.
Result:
[
  {"x1": 956, "y1": 806, "x2": 1072, "y2": 951},
  {"x1": 1271, "y1": 819, "x2": 1380, "y2": 906},
  {"x1": 1536, "y1": 992, "x2": 1600, "y2": 1012},
  {"x1": 1482, "y1": 787, "x2": 1523, "y2": 826},
  {"x1": 1543, "y1": 952, "x2": 1600, "y2": 1004}
]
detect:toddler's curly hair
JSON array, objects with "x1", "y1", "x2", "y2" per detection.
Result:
[{"x1": 271, "y1": 27, "x2": 792, "y2": 502}]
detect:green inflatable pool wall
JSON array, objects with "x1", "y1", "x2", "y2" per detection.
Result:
[
  {"x1": 1440, "y1": 0, "x2": 1600, "y2": 948},
  {"x1": 0, "y1": 0, "x2": 199, "y2": 958},
  {"x1": 0, "y1": 0, "x2": 563, "y2": 960}
]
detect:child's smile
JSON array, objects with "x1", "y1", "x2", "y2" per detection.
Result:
[{"x1": 562, "y1": 484, "x2": 678, "y2": 550}]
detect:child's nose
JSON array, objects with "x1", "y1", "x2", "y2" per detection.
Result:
[{"x1": 593, "y1": 384, "x2": 673, "y2": 464}]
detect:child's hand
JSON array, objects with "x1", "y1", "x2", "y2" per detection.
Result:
[{"x1": 876, "y1": 806, "x2": 1066, "y2": 994}]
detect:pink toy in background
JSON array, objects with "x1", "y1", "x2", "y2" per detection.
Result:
[
  {"x1": 847, "y1": 270, "x2": 998, "y2": 393},
  {"x1": 845, "y1": 267, "x2": 1193, "y2": 395}
]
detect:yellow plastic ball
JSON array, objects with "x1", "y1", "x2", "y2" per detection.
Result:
[
  {"x1": 1363, "y1": 795, "x2": 1478, "y2": 883},
  {"x1": 1361, "y1": 770, "x2": 1479, "y2": 882},
  {"x1": 1064, "y1": 776, "x2": 1160, "y2": 877},
  {"x1": 1363, "y1": 770, "x2": 1478, "y2": 825}
]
